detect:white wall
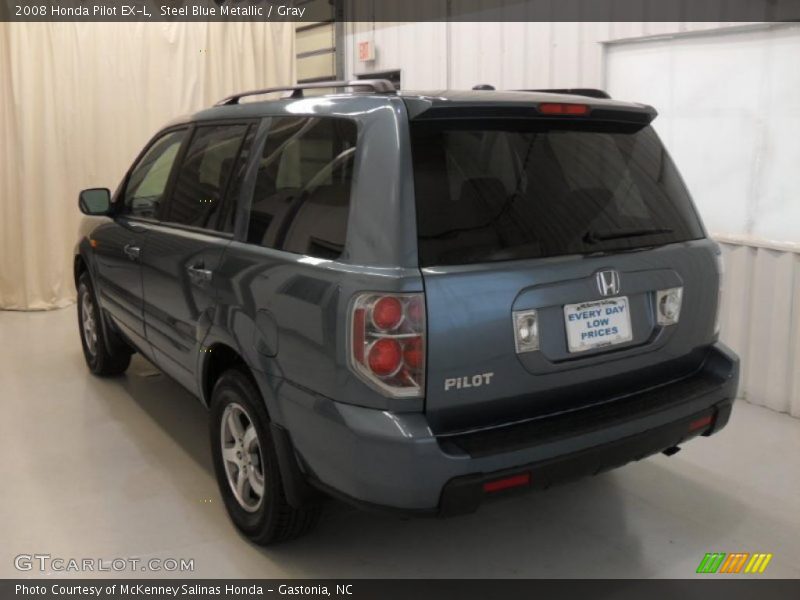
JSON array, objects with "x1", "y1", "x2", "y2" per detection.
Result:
[
  {"x1": 344, "y1": 21, "x2": 756, "y2": 89},
  {"x1": 719, "y1": 239, "x2": 800, "y2": 416},
  {"x1": 606, "y1": 25, "x2": 800, "y2": 245},
  {"x1": 346, "y1": 20, "x2": 800, "y2": 416}
]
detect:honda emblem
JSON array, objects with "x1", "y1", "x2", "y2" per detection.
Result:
[{"x1": 596, "y1": 270, "x2": 621, "y2": 297}]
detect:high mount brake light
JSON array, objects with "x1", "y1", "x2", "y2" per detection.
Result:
[
  {"x1": 538, "y1": 102, "x2": 590, "y2": 116},
  {"x1": 349, "y1": 293, "x2": 426, "y2": 398}
]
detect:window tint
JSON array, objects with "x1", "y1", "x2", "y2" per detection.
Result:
[
  {"x1": 410, "y1": 121, "x2": 704, "y2": 267},
  {"x1": 165, "y1": 124, "x2": 249, "y2": 230},
  {"x1": 124, "y1": 130, "x2": 186, "y2": 218},
  {"x1": 216, "y1": 126, "x2": 257, "y2": 234},
  {"x1": 247, "y1": 116, "x2": 357, "y2": 259}
]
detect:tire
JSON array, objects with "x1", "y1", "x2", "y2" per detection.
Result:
[
  {"x1": 210, "y1": 368, "x2": 321, "y2": 545},
  {"x1": 77, "y1": 272, "x2": 132, "y2": 376}
]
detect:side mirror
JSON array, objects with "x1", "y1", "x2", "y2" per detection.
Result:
[{"x1": 78, "y1": 188, "x2": 112, "y2": 216}]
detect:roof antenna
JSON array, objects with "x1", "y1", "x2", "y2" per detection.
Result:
[{"x1": 472, "y1": 84, "x2": 495, "y2": 90}]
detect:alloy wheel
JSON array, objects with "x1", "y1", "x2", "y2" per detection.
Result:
[
  {"x1": 80, "y1": 288, "x2": 98, "y2": 356},
  {"x1": 220, "y1": 402, "x2": 266, "y2": 512}
]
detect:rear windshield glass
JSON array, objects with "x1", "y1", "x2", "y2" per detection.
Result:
[{"x1": 410, "y1": 120, "x2": 704, "y2": 267}]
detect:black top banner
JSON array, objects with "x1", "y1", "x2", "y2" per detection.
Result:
[{"x1": 2, "y1": 0, "x2": 800, "y2": 22}]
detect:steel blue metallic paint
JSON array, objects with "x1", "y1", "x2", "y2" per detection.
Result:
[{"x1": 75, "y1": 89, "x2": 739, "y2": 514}]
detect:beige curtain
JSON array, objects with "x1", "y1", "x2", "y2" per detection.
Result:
[{"x1": 0, "y1": 22, "x2": 295, "y2": 310}]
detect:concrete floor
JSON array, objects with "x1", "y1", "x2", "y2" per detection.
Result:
[{"x1": 1, "y1": 306, "x2": 798, "y2": 579}]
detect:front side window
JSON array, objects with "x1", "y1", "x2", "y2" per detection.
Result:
[
  {"x1": 411, "y1": 121, "x2": 705, "y2": 267},
  {"x1": 123, "y1": 129, "x2": 186, "y2": 218},
  {"x1": 247, "y1": 116, "x2": 358, "y2": 259},
  {"x1": 164, "y1": 124, "x2": 250, "y2": 231}
]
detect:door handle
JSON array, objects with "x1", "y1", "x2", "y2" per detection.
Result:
[
  {"x1": 123, "y1": 244, "x2": 141, "y2": 261},
  {"x1": 187, "y1": 264, "x2": 213, "y2": 283}
]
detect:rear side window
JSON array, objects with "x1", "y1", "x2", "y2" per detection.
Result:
[
  {"x1": 410, "y1": 121, "x2": 704, "y2": 267},
  {"x1": 164, "y1": 124, "x2": 249, "y2": 231},
  {"x1": 247, "y1": 116, "x2": 357, "y2": 259}
]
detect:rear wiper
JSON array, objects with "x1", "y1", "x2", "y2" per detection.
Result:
[{"x1": 583, "y1": 227, "x2": 673, "y2": 243}]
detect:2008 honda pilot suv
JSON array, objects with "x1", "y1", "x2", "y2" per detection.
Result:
[{"x1": 75, "y1": 81, "x2": 739, "y2": 543}]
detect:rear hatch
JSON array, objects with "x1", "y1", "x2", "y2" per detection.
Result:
[{"x1": 408, "y1": 96, "x2": 721, "y2": 433}]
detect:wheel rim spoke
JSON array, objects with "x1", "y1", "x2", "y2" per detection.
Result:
[
  {"x1": 243, "y1": 425, "x2": 258, "y2": 451},
  {"x1": 226, "y1": 411, "x2": 245, "y2": 439},
  {"x1": 248, "y1": 468, "x2": 265, "y2": 497},
  {"x1": 221, "y1": 445, "x2": 238, "y2": 465},
  {"x1": 236, "y1": 467, "x2": 249, "y2": 499}
]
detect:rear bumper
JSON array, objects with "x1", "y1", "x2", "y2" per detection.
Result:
[
  {"x1": 273, "y1": 343, "x2": 739, "y2": 514},
  {"x1": 438, "y1": 398, "x2": 732, "y2": 516}
]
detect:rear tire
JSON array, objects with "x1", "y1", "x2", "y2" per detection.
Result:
[
  {"x1": 77, "y1": 272, "x2": 132, "y2": 376},
  {"x1": 210, "y1": 368, "x2": 321, "y2": 545}
]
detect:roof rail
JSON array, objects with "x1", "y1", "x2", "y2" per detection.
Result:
[
  {"x1": 521, "y1": 88, "x2": 611, "y2": 99},
  {"x1": 215, "y1": 79, "x2": 396, "y2": 105}
]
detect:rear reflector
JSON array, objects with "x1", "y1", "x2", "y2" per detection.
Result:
[
  {"x1": 482, "y1": 473, "x2": 531, "y2": 493},
  {"x1": 688, "y1": 414, "x2": 714, "y2": 432},
  {"x1": 352, "y1": 308, "x2": 366, "y2": 363},
  {"x1": 538, "y1": 102, "x2": 590, "y2": 116}
]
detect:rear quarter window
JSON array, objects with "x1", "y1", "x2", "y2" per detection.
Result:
[
  {"x1": 246, "y1": 116, "x2": 357, "y2": 260},
  {"x1": 410, "y1": 121, "x2": 704, "y2": 267}
]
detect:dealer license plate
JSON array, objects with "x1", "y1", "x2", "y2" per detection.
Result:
[{"x1": 564, "y1": 297, "x2": 633, "y2": 353}]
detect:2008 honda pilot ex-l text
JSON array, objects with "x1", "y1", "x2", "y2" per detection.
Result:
[{"x1": 74, "y1": 80, "x2": 739, "y2": 544}]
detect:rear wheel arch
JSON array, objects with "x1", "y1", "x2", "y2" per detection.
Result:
[
  {"x1": 201, "y1": 344, "x2": 256, "y2": 407},
  {"x1": 200, "y1": 344, "x2": 285, "y2": 427}
]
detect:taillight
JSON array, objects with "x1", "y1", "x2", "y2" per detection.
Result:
[
  {"x1": 349, "y1": 293, "x2": 426, "y2": 398},
  {"x1": 538, "y1": 102, "x2": 590, "y2": 116},
  {"x1": 372, "y1": 296, "x2": 403, "y2": 331},
  {"x1": 367, "y1": 338, "x2": 403, "y2": 377}
]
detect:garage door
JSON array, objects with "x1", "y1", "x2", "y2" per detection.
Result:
[{"x1": 606, "y1": 26, "x2": 800, "y2": 243}]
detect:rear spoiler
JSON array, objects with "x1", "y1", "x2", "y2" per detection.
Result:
[{"x1": 407, "y1": 101, "x2": 657, "y2": 127}]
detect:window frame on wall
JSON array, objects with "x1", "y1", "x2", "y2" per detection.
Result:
[{"x1": 295, "y1": 0, "x2": 341, "y2": 84}]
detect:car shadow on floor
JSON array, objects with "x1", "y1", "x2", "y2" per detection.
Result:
[
  {"x1": 110, "y1": 355, "x2": 743, "y2": 578},
  {"x1": 115, "y1": 355, "x2": 214, "y2": 472}
]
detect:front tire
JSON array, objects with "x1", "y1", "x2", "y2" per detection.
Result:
[
  {"x1": 77, "y1": 272, "x2": 132, "y2": 376},
  {"x1": 210, "y1": 368, "x2": 321, "y2": 545}
]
